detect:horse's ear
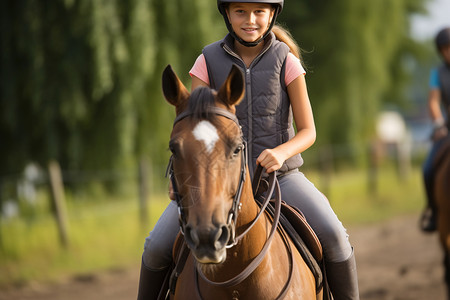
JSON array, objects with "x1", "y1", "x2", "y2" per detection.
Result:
[
  {"x1": 217, "y1": 65, "x2": 244, "y2": 107},
  {"x1": 162, "y1": 65, "x2": 190, "y2": 111}
]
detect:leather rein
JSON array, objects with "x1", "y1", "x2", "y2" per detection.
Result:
[{"x1": 167, "y1": 107, "x2": 294, "y2": 299}]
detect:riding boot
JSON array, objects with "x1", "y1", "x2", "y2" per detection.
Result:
[
  {"x1": 420, "y1": 206, "x2": 437, "y2": 232},
  {"x1": 421, "y1": 156, "x2": 437, "y2": 232},
  {"x1": 137, "y1": 258, "x2": 170, "y2": 300},
  {"x1": 325, "y1": 249, "x2": 360, "y2": 300}
]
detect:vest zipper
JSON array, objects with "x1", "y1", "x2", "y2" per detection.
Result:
[{"x1": 222, "y1": 41, "x2": 273, "y2": 175}]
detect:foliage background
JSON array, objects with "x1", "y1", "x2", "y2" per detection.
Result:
[
  {"x1": 0, "y1": 0, "x2": 431, "y2": 179},
  {"x1": 0, "y1": 0, "x2": 441, "y2": 287}
]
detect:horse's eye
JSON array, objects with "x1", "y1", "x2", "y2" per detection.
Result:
[
  {"x1": 169, "y1": 141, "x2": 179, "y2": 157},
  {"x1": 233, "y1": 144, "x2": 244, "y2": 157}
]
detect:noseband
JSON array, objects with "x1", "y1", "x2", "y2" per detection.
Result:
[{"x1": 166, "y1": 106, "x2": 247, "y2": 247}]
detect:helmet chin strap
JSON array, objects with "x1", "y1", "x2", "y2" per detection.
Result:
[{"x1": 223, "y1": 6, "x2": 279, "y2": 48}]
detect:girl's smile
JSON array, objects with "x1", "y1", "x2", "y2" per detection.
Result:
[{"x1": 226, "y1": 3, "x2": 274, "y2": 43}]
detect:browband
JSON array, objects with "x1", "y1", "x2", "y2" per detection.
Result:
[{"x1": 173, "y1": 106, "x2": 240, "y2": 127}]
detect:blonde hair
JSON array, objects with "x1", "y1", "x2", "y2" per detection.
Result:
[{"x1": 272, "y1": 24, "x2": 304, "y2": 66}]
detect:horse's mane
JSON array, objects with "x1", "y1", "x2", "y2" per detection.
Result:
[{"x1": 188, "y1": 86, "x2": 219, "y2": 123}]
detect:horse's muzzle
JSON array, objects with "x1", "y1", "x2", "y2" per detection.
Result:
[{"x1": 184, "y1": 224, "x2": 231, "y2": 263}]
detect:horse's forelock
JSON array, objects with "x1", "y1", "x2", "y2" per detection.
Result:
[{"x1": 188, "y1": 86, "x2": 218, "y2": 122}]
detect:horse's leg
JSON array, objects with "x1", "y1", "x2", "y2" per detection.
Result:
[
  {"x1": 436, "y1": 144, "x2": 450, "y2": 299},
  {"x1": 444, "y1": 251, "x2": 450, "y2": 300}
]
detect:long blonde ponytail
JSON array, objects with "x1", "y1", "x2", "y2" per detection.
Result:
[{"x1": 272, "y1": 24, "x2": 304, "y2": 64}]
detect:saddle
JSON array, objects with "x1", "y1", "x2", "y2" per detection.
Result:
[
  {"x1": 253, "y1": 177, "x2": 323, "y2": 262},
  {"x1": 253, "y1": 172, "x2": 326, "y2": 296}
]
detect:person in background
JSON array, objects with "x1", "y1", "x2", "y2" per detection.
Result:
[{"x1": 420, "y1": 27, "x2": 450, "y2": 232}]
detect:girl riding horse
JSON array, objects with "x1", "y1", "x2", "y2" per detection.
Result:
[
  {"x1": 138, "y1": 1, "x2": 359, "y2": 299},
  {"x1": 161, "y1": 64, "x2": 319, "y2": 299}
]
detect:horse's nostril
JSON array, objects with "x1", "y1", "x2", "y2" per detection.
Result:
[
  {"x1": 185, "y1": 225, "x2": 230, "y2": 251},
  {"x1": 214, "y1": 225, "x2": 230, "y2": 250},
  {"x1": 184, "y1": 225, "x2": 199, "y2": 249}
]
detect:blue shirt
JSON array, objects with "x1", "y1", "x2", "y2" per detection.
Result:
[{"x1": 429, "y1": 68, "x2": 440, "y2": 89}]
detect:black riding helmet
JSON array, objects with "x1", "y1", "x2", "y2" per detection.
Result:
[
  {"x1": 436, "y1": 27, "x2": 450, "y2": 53},
  {"x1": 217, "y1": 0, "x2": 284, "y2": 47}
]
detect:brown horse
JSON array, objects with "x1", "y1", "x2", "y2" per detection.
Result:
[
  {"x1": 162, "y1": 65, "x2": 319, "y2": 299},
  {"x1": 435, "y1": 136, "x2": 450, "y2": 298}
]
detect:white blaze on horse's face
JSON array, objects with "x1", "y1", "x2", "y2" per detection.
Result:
[{"x1": 192, "y1": 120, "x2": 219, "y2": 154}]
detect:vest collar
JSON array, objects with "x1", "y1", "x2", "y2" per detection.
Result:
[{"x1": 221, "y1": 32, "x2": 275, "y2": 57}]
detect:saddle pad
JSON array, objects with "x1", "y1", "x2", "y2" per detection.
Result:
[
  {"x1": 280, "y1": 202, "x2": 323, "y2": 262},
  {"x1": 261, "y1": 199, "x2": 324, "y2": 294}
]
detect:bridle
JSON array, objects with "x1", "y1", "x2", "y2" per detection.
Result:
[
  {"x1": 167, "y1": 106, "x2": 294, "y2": 299},
  {"x1": 166, "y1": 106, "x2": 247, "y2": 247}
]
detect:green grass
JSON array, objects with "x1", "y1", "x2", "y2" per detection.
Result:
[
  {"x1": 0, "y1": 164, "x2": 426, "y2": 288},
  {"x1": 305, "y1": 164, "x2": 424, "y2": 225},
  {"x1": 0, "y1": 194, "x2": 168, "y2": 288}
]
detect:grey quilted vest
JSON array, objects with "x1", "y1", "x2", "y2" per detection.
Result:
[
  {"x1": 438, "y1": 64, "x2": 450, "y2": 129},
  {"x1": 203, "y1": 32, "x2": 303, "y2": 176}
]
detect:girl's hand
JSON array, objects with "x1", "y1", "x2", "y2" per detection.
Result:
[
  {"x1": 256, "y1": 148, "x2": 286, "y2": 173},
  {"x1": 432, "y1": 125, "x2": 448, "y2": 141}
]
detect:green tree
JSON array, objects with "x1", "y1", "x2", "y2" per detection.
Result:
[
  {"x1": 1, "y1": 0, "x2": 427, "y2": 187},
  {"x1": 1, "y1": 0, "x2": 157, "y2": 177},
  {"x1": 137, "y1": 0, "x2": 224, "y2": 177},
  {"x1": 0, "y1": 0, "x2": 223, "y2": 187},
  {"x1": 279, "y1": 0, "x2": 427, "y2": 160}
]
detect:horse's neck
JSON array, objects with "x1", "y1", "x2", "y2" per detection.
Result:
[
  {"x1": 232, "y1": 182, "x2": 270, "y2": 258},
  {"x1": 236, "y1": 186, "x2": 260, "y2": 227}
]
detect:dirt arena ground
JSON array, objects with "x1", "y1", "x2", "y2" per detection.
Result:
[{"x1": 1, "y1": 214, "x2": 447, "y2": 300}]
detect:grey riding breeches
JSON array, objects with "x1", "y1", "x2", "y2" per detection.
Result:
[{"x1": 142, "y1": 170, "x2": 352, "y2": 270}]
